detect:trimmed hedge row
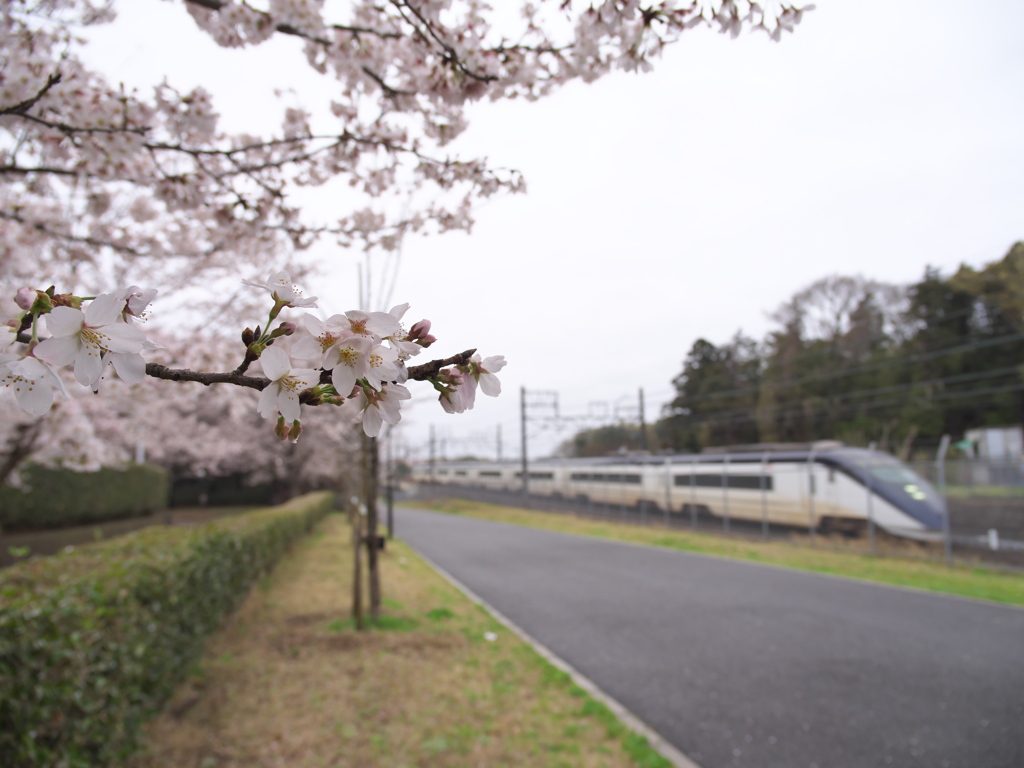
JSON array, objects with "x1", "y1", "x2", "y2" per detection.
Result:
[
  {"x1": 0, "y1": 464, "x2": 170, "y2": 532},
  {"x1": 0, "y1": 492, "x2": 333, "y2": 767}
]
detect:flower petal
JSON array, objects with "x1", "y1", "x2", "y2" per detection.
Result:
[
  {"x1": 73, "y1": 344, "x2": 104, "y2": 386},
  {"x1": 260, "y1": 346, "x2": 290, "y2": 381},
  {"x1": 109, "y1": 351, "x2": 146, "y2": 384},
  {"x1": 480, "y1": 372, "x2": 501, "y2": 397},
  {"x1": 84, "y1": 293, "x2": 124, "y2": 326},
  {"x1": 14, "y1": 376, "x2": 54, "y2": 416},
  {"x1": 34, "y1": 335, "x2": 80, "y2": 367},
  {"x1": 331, "y1": 364, "x2": 357, "y2": 395},
  {"x1": 257, "y1": 383, "x2": 279, "y2": 419},
  {"x1": 360, "y1": 404, "x2": 383, "y2": 437},
  {"x1": 278, "y1": 390, "x2": 301, "y2": 422},
  {"x1": 100, "y1": 323, "x2": 147, "y2": 354},
  {"x1": 44, "y1": 306, "x2": 85, "y2": 337}
]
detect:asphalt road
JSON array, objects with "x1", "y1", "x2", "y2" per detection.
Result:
[{"x1": 396, "y1": 507, "x2": 1024, "y2": 768}]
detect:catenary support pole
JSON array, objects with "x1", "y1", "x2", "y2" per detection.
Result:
[
  {"x1": 866, "y1": 449, "x2": 876, "y2": 554},
  {"x1": 639, "y1": 388, "x2": 648, "y2": 451},
  {"x1": 520, "y1": 386, "x2": 529, "y2": 498},
  {"x1": 690, "y1": 454, "x2": 698, "y2": 531},
  {"x1": 937, "y1": 434, "x2": 952, "y2": 566},
  {"x1": 807, "y1": 448, "x2": 817, "y2": 544},
  {"x1": 761, "y1": 451, "x2": 769, "y2": 539},
  {"x1": 722, "y1": 453, "x2": 730, "y2": 535}
]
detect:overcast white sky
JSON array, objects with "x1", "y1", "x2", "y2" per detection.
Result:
[{"x1": 83, "y1": 1, "x2": 1024, "y2": 461}]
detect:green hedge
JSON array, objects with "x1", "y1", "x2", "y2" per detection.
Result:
[
  {"x1": 0, "y1": 464, "x2": 170, "y2": 532},
  {"x1": 0, "y1": 492, "x2": 333, "y2": 767}
]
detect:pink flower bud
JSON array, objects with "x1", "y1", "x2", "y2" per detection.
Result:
[
  {"x1": 274, "y1": 416, "x2": 289, "y2": 440},
  {"x1": 15, "y1": 287, "x2": 35, "y2": 311},
  {"x1": 409, "y1": 319, "x2": 431, "y2": 339},
  {"x1": 288, "y1": 420, "x2": 302, "y2": 442}
]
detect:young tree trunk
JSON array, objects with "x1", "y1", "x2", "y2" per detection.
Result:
[
  {"x1": 363, "y1": 433, "x2": 382, "y2": 620},
  {"x1": 350, "y1": 500, "x2": 363, "y2": 631}
]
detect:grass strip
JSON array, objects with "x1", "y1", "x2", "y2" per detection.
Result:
[
  {"x1": 129, "y1": 513, "x2": 673, "y2": 768},
  {"x1": 412, "y1": 499, "x2": 1024, "y2": 607}
]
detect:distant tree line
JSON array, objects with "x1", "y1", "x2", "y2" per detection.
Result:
[{"x1": 561, "y1": 243, "x2": 1024, "y2": 460}]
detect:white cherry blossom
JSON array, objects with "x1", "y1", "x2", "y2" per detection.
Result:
[
  {"x1": 256, "y1": 345, "x2": 320, "y2": 423},
  {"x1": 325, "y1": 334, "x2": 373, "y2": 395},
  {"x1": 363, "y1": 343, "x2": 400, "y2": 391},
  {"x1": 34, "y1": 294, "x2": 148, "y2": 387},
  {"x1": 116, "y1": 285, "x2": 158, "y2": 324},
  {"x1": 345, "y1": 309, "x2": 401, "y2": 339},
  {"x1": 292, "y1": 314, "x2": 354, "y2": 363},
  {"x1": 472, "y1": 354, "x2": 507, "y2": 397},
  {"x1": 439, "y1": 369, "x2": 474, "y2": 415},
  {"x1": 0, "y1": 354, "x2": 66, "y2": 416},
  {"x1": 242, "y1": 271, "x2": 318, "y2": 309},
  {"x1": 356, "y1": 382, "x2": 411, "y2": 437}
]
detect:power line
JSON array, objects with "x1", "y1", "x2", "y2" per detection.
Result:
[
  {"x1": 667, "y1": 365, "x2": 1023, "y2": 425},
  {"x1": 667, "y1": 330, "x2": 1024, "y2": 410},
  {"x1": 668, "y1": 381, "x2": 1024, "y2": 432}
]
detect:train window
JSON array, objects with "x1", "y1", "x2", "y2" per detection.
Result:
[
  {"x1": 514, "y1": 471, "x2": 554, "y2": 480},
  {"x1": 570, "y1": 472, "x2": 641, "y2": 484},
  {"x1": 673, "y1": 474, "x2": 773, "y2": 491},
  {"x1": 480, "y1": 471, "x2": 501, "y2": 477},
  {"x1": 868, "y1": 466, "x2": 920, "y2": 485},
  {"x1": 437, "y1": 470, "x2": 448, "y2": 475},
  {"x1": 728, "y1": 475, "x2": 771, "y2": 490},
  {"x1": 455, "y1": 470, "x2": 467, "y2": 476}
]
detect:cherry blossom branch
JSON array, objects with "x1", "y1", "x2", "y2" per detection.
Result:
[
  {"x1": 390, "y1": 0, "x2": 498, "y2": 83},
  {"x1": 0, "y1": 73, "x2": 63, "y2": 117},
  {"x1": 0, "y1": 211, "x2": 148, "y2": 257},
  {"x1": 407, "y1": 349, "x2": 476, "y2": 380},
  {"x1": 183, "y1": 0, "x2": 402, "y2": 40},
  {"x1": 145, "y1": 362, "x2": 269, "y2": 390},
  {"x1": 143, "y1": 349, "x2": 476, "y2": 393}
]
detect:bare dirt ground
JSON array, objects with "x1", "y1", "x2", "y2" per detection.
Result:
[{"x1": 125, "y1": 514, "x2": 647, "y2": 768}]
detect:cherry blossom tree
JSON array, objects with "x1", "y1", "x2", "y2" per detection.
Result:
[{"x1": 1, "y1": 0, "x2": 808, "y2": 446}]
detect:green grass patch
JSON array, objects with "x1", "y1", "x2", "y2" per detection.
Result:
[
  {"x1": 412, "y1": 499, "x2": 1024, "y2": 606},
  {"x1": 426, "y1": 607, "x2": 456, "y2": 621},
  {"x1": 326, "y1": 615, "x2": 419, "y2": 632},
  {"x1": 946, "y1": 485, "x2": 1024, "y2": 499}
]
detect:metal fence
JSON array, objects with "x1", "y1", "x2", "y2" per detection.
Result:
[{"x1": 909, "y1": 458, "x2": 1024, "y2": 554}]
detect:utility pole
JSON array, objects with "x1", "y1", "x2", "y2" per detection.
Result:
[
  {"x1": 497, "y1": 423, "x2": 503, "y2": 461},
  {"x1": 520, "y1": 386, "x2": 529, "y2": 497},
  {"x1": 639, "y1": 387, "x2": 648, "y2": 451},
  {"x1": 429, "y1": 424, "x2": 436, "y2": 482}
]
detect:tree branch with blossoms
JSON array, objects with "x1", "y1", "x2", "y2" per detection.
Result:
[
  {"x1": 1, "y1": 0, "x2": 811, "y2": 300},
  {"x1": 2, "y1": 273, "x2": 505, "y2": 441}
]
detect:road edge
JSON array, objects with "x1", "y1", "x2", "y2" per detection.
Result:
[{"x1": 409, "y1": 545, "x2": 704, "y2": 768}]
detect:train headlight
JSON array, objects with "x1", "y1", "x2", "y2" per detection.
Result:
[{"x1": 903, "y1": 483, "x2": 928, "y2": 501}]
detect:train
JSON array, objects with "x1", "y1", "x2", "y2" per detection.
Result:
[{"x1": 412, "y1": 441, "x2": 947, "y2": 540}]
